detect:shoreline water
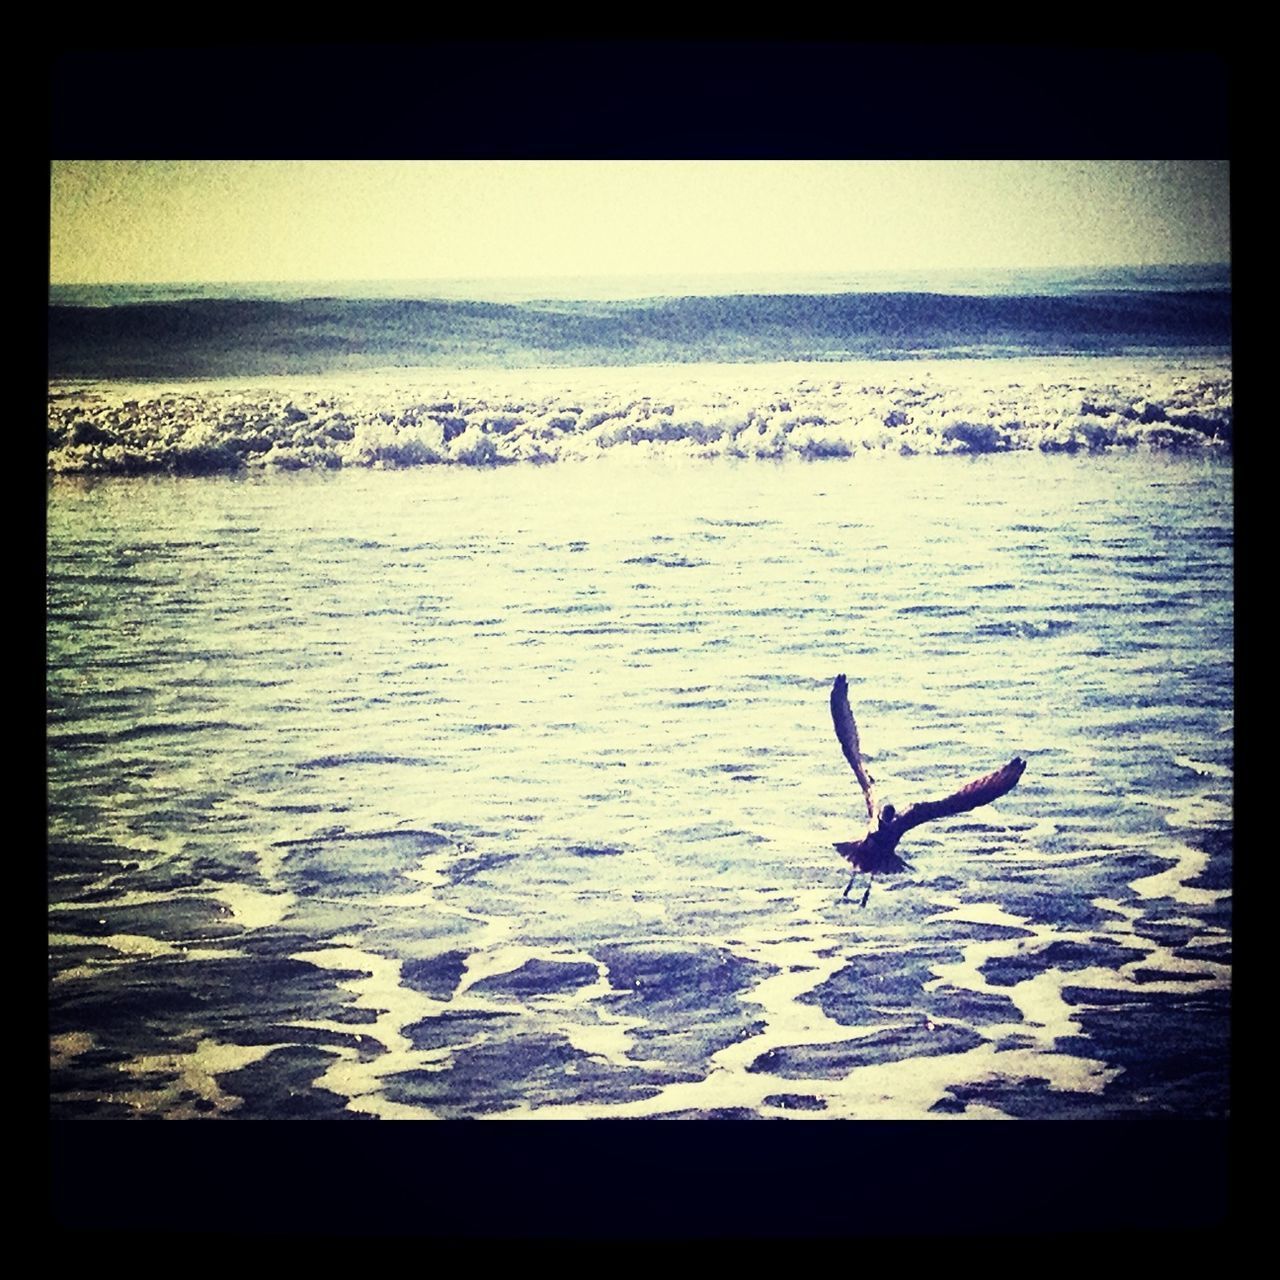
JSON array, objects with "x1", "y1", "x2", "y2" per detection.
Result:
[{"x1": 49, "y1": 448, "x2": 1232, "y2": 1119}]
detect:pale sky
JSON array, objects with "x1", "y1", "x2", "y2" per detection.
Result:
[{"x1": 49, "y1": 160, "x2": 1230, "y2": 286}]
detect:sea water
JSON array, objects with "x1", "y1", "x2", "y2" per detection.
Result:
[
  {"x1": 48, "y1": 269, "x2": 1232, "y2": 1118},
  {"x1": 48, "y1": 384, "x2": 1232, "y2": 1118}
]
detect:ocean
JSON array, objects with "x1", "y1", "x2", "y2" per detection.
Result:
[{"x1": 48, "y1": 268, "x2": 1231, "y2": 1120}]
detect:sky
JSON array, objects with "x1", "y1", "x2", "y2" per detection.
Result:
[{"x1": 49, "y1": 160, "x2": 1230, "y2": 286}]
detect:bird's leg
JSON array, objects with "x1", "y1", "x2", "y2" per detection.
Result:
[
  {"x1": 841, "y1": 872, "x2": 859, "y2": 900},
  {"x1": 860, "y1": 875, "x2": 874, "y2": 909}
]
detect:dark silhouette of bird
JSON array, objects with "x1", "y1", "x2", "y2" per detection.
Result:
[{"x1": 830, "y1": 673, "x2": 1026, "y2": 906}]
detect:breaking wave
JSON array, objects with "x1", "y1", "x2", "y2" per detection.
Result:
[{"x1": 47, "y1": 357, "x2": 1233, "y2": 474}]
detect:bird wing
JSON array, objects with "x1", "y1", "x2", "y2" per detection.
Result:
[
  {"x1": 894, "y1": 757, "x2": 1026, "y2": 834},
  {"x1": 830, "y1": 673, "x2": 876, "y2": 821}
]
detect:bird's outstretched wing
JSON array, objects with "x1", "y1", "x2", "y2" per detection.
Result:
[
  {"x1": 830, "y1": 673, "x2": 876, "y2": 821},
  {"x1": 895, "y1": 757, "x2": 1026, "y2": 834}
]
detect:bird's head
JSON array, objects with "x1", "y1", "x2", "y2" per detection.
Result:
[{"x1": 878, "y1": 803, "x2": 896, "y2": 826}]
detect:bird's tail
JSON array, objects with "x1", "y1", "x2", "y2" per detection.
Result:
[
  {"x1": 834, "y1": 838, "x2": 865, "y2": 864},
  {"x1": 833, "y1": 839, "x2": 907, "y2": 875}
]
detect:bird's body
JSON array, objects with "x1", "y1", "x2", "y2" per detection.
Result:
[
  {"x1": 832, "y1": 818, "x2": 909, "y2": 876},
  {"x1": 829, "y1": 673, "x2": 1026, "y2": 904}
]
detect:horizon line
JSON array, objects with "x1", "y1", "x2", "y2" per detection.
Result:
[{"x1": 49, "y1": 262, "x2": 1232, "y2": 298}]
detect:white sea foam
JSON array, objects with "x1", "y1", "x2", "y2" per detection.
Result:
[{"x1": 47, "y1": 356, "x2": 1232, "y2": 474}]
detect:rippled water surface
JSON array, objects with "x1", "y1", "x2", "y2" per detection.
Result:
[{"x1": 48, "y1": 444, "x2": 1232, "y2": 1118}]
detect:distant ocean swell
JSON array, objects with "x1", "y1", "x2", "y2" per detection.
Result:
[
  {"x1": 47, "y1": 359, "x2": 1233, "y2": 474},
  {"x1": 47, "y1": 289, "x2": 1231, "y2": 379}
]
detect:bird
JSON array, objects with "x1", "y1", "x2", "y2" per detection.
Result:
[{"x1": 829, "y1": 673, "x2": 1026, "y2": 907}]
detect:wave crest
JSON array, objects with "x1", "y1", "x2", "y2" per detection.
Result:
[{"x1": 47, "y1": 359, "x2": 1232, "y2": 474}]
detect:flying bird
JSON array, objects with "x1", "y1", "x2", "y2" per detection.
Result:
[{"x1": 829, "y1": 673, "x2": 1026, "y2": 906}]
